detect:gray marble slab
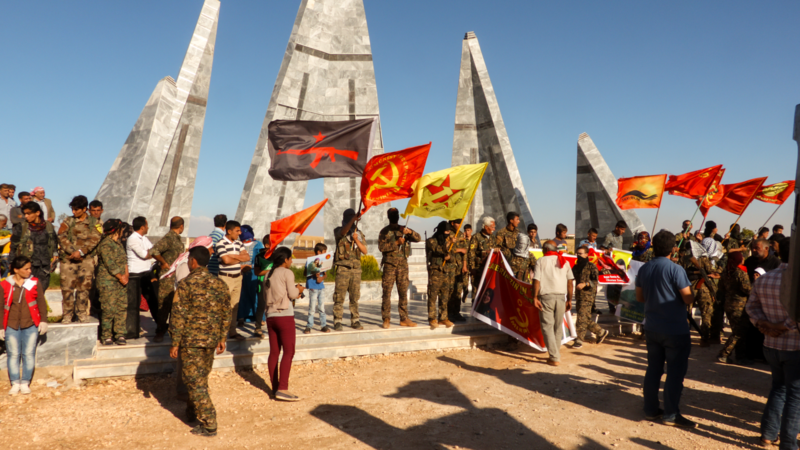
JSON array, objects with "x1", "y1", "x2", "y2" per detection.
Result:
[{"x1": 0, "y1": 321, "x2": 97, "y2": 370}]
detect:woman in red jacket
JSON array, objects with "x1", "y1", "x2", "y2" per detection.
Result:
[{"x1": 1, "y1": 255, "x2": 47, "y2": 395}]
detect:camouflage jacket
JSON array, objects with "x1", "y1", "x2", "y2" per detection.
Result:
[
  {"x1": 426, "y1": 236, "x2": 454, "y2": 273},
  {"x1": 575, "y1": 262, "x2": 599, "y2": 302},
  {"x1": 718, "y1": 267, "x2": 751, "y2": 307},
  {"x1": 58, "y1": 216, "x2": 101, "y2": 261},
  {"x1": 378, "y1": 224, "x2": 420, "y2": 266},
  {"x1": 150, "y1": 230, "x2": 185, "y2": 269},
  {"x1": 96, "y1": 237, "x2": 127, "y2": 287},
  {"x1": 447, "y1": 231, "x2": 468, "y2": 273},
  {"x1": 468, "y1": 231, "x2": 494, "y2": 271},
  {"x1": 495, "y1": 226, "x2": 518, "y2": 261},
  {"x1": 333, "y1": 227, "x2": 366, "y2": 270},
  {"x1": 170, "y1": 267, "x2": 231, "y2": 348},
  {"x1": 9, "y1": 221, "x2": 57, "y2": 266},
  {"x1": 690, "y1": 256, "x2": 721, "y2": 291}
]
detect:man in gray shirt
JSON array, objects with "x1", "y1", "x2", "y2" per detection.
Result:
[
  {"x1": 533, "y1": 240, "x2": 574, "y2": 367},
  {"x1": 601, "y1": 220, "x2": 627, "y2": 253}
]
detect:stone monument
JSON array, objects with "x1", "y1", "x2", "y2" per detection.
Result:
[
  {"x1": 575, "y1": 132, "x2": 645, "y2": 247},
  {"x1": 235, "y1": 0, "x2": 387, "y2": 255},
  {"x1": 96, "y1": 0, "x2": 219, "y2": 236},
  {"x1": 451, "y1": 32, "x2": 536, "y2": 234}
]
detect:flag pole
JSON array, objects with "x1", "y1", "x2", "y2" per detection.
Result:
[
  {"x1": 673, "y1": 193, "x2": 708, "y2": 258},
  {"x1": 441, "y1": 164, "x2": 488, "y2": 269},
  {"x1": 651, "y1": 204, "x2": 662, "y2": 234},
  {"x1": 756, "y1": 203, "x2": 785, "y2": 236}
]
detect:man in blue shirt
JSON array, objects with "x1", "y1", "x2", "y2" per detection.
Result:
[{"x1": 636, "y1": 230, "x2": 696, "y2": 428}]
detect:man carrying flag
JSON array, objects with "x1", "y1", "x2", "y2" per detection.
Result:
[
  {"x1": 426, "y1": 221, "x2": 457, "y2": 330},
  {"x1": 332, "y1": 209, "x2": 367, "y2": 331}
]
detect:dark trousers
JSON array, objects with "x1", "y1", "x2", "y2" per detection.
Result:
[
  {"x1": 643, "y1": 331, "x2": 691, "y2": 420},
  {"x1": 267, "y1": 316, "x2": 296, "y2": 392},
  {"x1": 126, "y1": 271, "x2": 155, "y2": 339},
  {"x1": 254, "y1": 287, "x2": 267, "y2": 329},
  {"x1": 32, "y1": 266, "x2": 50, "y2": 292},
  {"x1": 761, "y1": 347, "x2": 800, "y2": 449}
]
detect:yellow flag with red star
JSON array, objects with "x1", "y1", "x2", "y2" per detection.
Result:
[{"x1": 402, "y1": 163, "x2": 488, "y2": 220}]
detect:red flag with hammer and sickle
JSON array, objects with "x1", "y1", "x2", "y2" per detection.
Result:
[{"x1": 359, "y1": 143, "x2": 431, "y2": 214}]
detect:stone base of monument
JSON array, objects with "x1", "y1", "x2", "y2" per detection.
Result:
[{"x1": 0, "y1": 319, "x2": 98, "y2": 371}]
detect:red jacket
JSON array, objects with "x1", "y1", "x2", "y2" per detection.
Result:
[{"x1": 2, "y1": 276, "x2": 42, "y2": 329}]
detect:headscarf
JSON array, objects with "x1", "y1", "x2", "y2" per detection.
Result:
[
  {"x1": 725, "y1": 251, "x2": 744, "y2": 276},
  {"x1": 701, "y1": 237, "x2": 723, "y2": 260},
  {"x1": 341, "y1": 209, "x2": 357, "y2": 236},
  {"x1": 240, "y1": 224, "x2": 255, "y2": 243},
  {"x1": 160, "y1": 235, "x2": 213, "y2": 279},
  {"x1": 433, "y1": 221, "x2": 452, "y2": 245},
  {"x1": 103, "y1": 219, "x2": 123, "y2": 236},
  {"x1": 572, "y1": 251, "x2": 589, "y2": 278},
  {"x1": 31, "y1": 187, "x2": 44, "y2": 195},
  {"x1": 632, "y1": 231, "x2": 651, "y2": 259}
]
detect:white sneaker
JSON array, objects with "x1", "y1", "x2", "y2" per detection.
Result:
[
  {"x1": 19, "y1": 382, "x2": 31, "y2": 395},
  {"x1": 8, "y1": 383, "x2": 20, "y2": 395}
]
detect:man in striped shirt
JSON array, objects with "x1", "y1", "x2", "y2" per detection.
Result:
[
  {"x1": 214, "y1": 220, "x2": 251, "y2": 341},
  {"x1": 746, "y1": 238, "x2": 797, "y2": 448},
  {"x1": 207, "y1": 215, "x2": 227, "y2": 276}
]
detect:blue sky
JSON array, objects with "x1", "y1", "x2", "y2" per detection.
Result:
[{"x1": 1, "y1": 1, "x2": 798, "y2": 239}]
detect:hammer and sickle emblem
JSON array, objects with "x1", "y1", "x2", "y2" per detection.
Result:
[
  {"x1": 509, "y1": 308, "x2": 529, "y2": 333},
  {"x1": 366, "y1": 161, "x2": 400, "y2": 199}
]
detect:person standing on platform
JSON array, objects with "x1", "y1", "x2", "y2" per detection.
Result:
[
  {"x1": 426, "y1": 221, "x2": 455, "y2": 330},
  {"x1": 88, "y1": 200, "x2": 104, "y2": 224},
  {"x1": 378, "y1": 207, "x2": 420, "y2": 328},
  {"x1": 332, "y1": 209, "x2": 367, "y2": 331},
  {"x1": 553, "y1": 223, "x2": 569, "y2": 252},
  {"x1": 58, "y1": 195, "x2": 101, "y2": 323},
  {"x1": 88, "y1": 199, "x2": 105, "y2": 316},
  {"x1": 214, "y1": 221, "x2": 250, "y2": 341},
  {"x1": 126, "y1": 217, "x2": 156, "y2": 337},
  {"x1": 532, "y1": 240, "x2": 574, "y2": 366},
  {"x1": 237, "y1": 224, "x2": 264, "y2": 327},
  {"x1": 169, "y1": 247, "x2": 230, "y2": 437},
  {"x1": 579, "y1": 228, "x2": 599, "y2": 250},
  {"x1": 252, "y1": 234, "x2": 272, "y2": 338},
  {"x1": 207, "y1": 214, "x2": 227, "y2": 276},
  {"x1": 10, "y1": 202, "x2": 57, "y2": 291},
  {"x1": 304, "y1": 243, "x2": 329, "y2": 334},
  {"x1": 460, "y1": 224, "x2": 474, "y2": 303},
  {"x1": 571, "y1": 245, "x2": 608, "y2": 349},
  {"x1": 495, "y1": 212, "x2": 519, "y2": 262},
  {"x1": 30, "y1": 187, "x2": 54, "y2": 224},
  {"x1": 601, "y1": 220, "x2": 627, "y2": 314},
  {"x1": 9, "y1": 191, "x2": 31, "y2": 226},
  {"x1": 468, "y1": 217, "x2": 496, "y2": 295},
  {"x1": 509, "y1": 226, "x2": 535, "y2": 282},
  {"x1": 96, "y1": 220, "x2": 129, "y2": 346},
  {"x1": 447, "y1": 219, "x2": 469, "y2": 322},
  {"x1": 150, "y1": 217, "x2": 185, "y2": 343}
]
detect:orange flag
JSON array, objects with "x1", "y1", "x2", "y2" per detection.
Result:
[
  {"x1": 697, "y1": 169, "x2": 726, "y2": 217},
  {"x1": 360, "y1": 143, "x2": 430, "y2": 214},
  {"x1": 269, "y1": 198, "x2": 328, "y2": 255},
  {"x1": 755, "y1": 180, "x2": 796, "y2": 205},
  {"x1": 616, "y1": 174, "x2": 667, "y2": 209},
  {"x1": 716, "y1": 177, "x2": 768, "y2": 215},
  {"x1": 666, "y1": 165, "x2": 723, "y2": 199}
]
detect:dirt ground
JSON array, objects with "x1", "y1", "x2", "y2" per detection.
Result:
[{"x1": 0, "y1": 334, "x2": 774, "y2": 449}]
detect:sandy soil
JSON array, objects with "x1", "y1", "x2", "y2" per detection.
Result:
[{"x1": 0, "y1": 334, "x2": 773, "y2": 449}]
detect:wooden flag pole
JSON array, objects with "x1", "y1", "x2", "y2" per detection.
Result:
[
  {"x1": 673, "y1": 192, "x2": 708, "y2": 258},
  {"x1": 756, "y1": 203, "x2": 785, "y2": 236},
  {"x1": 651, "y1": 204, "x2": 662, "y2": 234}
]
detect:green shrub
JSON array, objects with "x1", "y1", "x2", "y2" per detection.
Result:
[
  {"x1": 360, "y1": 255, "x2": 382, "y2": 281},
  {"x1": 49, "y1": 273, "x2": 61, "y2": 289}
]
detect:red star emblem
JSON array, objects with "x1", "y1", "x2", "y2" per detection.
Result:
[
  {"x1": 424, "y1": 175, "x2": 461, "y2": 206},
  {"x1": 313, "y1": 132, "x2": 325, "y2": 143}
]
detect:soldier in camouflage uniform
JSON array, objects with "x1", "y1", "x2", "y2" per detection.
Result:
[
  {"x1": 57, "y1": 196, "x2": 101, "y2": 323},
  {"x1": 716, "y1": 252, "x2": 751, "y2": 363},
  {"x1": 426, "y1": 221, "x2": 455, "y2": 329},
  {"x1": 495, "y1": 212, "x2": 520, "y2": 262},
  {"x1": 332, "y1": 209, "x2": 367, "y2": 331},
  {"x1": 572, "y1": 246, "x2": 609, "y2": 348},
  {"x1": 468, "y1": 217, "x2": 497, "y2": 295},
  {"x1": 378, "y1": 208, "x2": 420, "y2": 328},
  {"x1": 169, "y1": 247, "x2": 231, "y2": 437},
  {"x1": 691, "y1": 254, "x2": 722, "y2": 346},
  {"x1": 447, "y1": 219, "x2": 469, "y2": 322},
  {"x1": 9, "y1": 201, "x2": 57, "y2": 291},
  {"x1": 151, "y1": 217, "x2": 186, "y2": 342},
  {"x1": 675, "y1": 220, "x2": 696, "y2": 247},
  {"x1": 96, "y1": 220, "x2": 129, "y2": 345},
  {"x1": 509, "y1": 229, "x2": 536, "y2": 282}
]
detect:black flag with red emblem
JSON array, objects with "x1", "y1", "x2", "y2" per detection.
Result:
[{"x1": 267, "y1": 118, "x2": 377, "y2": 181}]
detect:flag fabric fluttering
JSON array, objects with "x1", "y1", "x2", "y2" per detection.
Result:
[
  {"x1": 267, "y1": 119, "x2": 376, "y2": 181},
  {"x1": 715, "y1": 177, "x2": 768, "y2": 216},
  {"x1": 755, "y1": 180, "x2": 796, "y2": 205},
  {"x1": 402, "y1": 163, "x2": 488, "y2": 220},
  {"x1": 268, "y1": 198, "x2": 328, "y2": 254},
  {"x1": 697, "y1": 169, "x2": 726, "y2": 217},
  {"x1": 665, "y1": 165, "x2": 724, "y2": 199},
  {"x1": 360, "y1": 143, "x2": 431, "y2": 214},
  {"x1": 616, "y1": 174, "x2": 667, "y2": 210}
]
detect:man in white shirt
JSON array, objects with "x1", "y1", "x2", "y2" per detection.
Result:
[
  {"x1": 533, "y1": 240, "x2": 575, "y2": 367},
  {"x1": 0, "y1": 184, "x2": 17, "y2": 231},
  {"x1": 214, "y1": 220, "x2": 250, "y2": 340},
  {"x1": 126, "y1": 216, "x2": 156, "y2": 338}
]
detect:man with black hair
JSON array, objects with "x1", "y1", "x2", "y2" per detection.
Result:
[
  {"x1": 0, "y1": 184, "x2": 16, "y2": 230},
  {"x1": 637, "y1": 230, "x2": 696, "y2": 428},
  {"x1": 57, "y1": 195, "x2": 101, "y2": 323},
  {"x1": 427, "y1": 221, "x2": 455, "y2": 329},
  {"x1": 495, "y1": 212, "x2": 520, "y2": 262},
  {"x1": 9, "y1": 191, "x2": 30, "y2": 226},
  {"x1": 378, "y1": 208, "x2": 421, "y2": 328},
  {"x1": 770, "y1": 224, "x2": 785, "y2": 242},
  {"x1": 10, "y1": 201, "x2": 57, "y2": 291},
  {"x1": 169, "y1": 246, "x2": 231, "y2": 437},
  {"x1": 675, "y1": 220, "x2": 695, "y2": 246},
  {"x1": 745, "y1": 239, "x2": 781, "y2": 282},
  {"x1": 463, "y1": 224, "x2": 473, "y2": 240},
  {"x1": 126, "y1": 216, "x2": 156, "y2": 336},
  {"x1": 89, "y1": 200, "x2": 104, "y2": 224},
  {"x1": 215, "y1": 220, "x2": 250, "y2": 340},
  {"x1": 447, "y1": 219, "x2": 469, "y2": 322},
  {"x1": 579, "y1": 227, "x2": 599, "y2": 250},
  {"x1": 333, "y1": 209, "x2": 367, "y2": 331},
  {"x1": 601, "y1": 221, "x2": 627, "y2": 252},
  {"x1": 207, "y1": 214, "x2": 227, "y2": 276},
  {"x1": 150, "y1": 216, "x2": 186, "y2": 342},
  {"x1": 757, "y1": 227, "x2": 770, "y2": 240},
  {"x1": 554, "y1": 224, "x2": 569, "y2": 252}
]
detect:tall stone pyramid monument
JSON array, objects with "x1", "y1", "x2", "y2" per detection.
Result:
[
  {"x1": 451, "y1": 32, "x2": 535, "y2": 232},
  {"x1": 575, "y1": 133, "x2": 645, "y2": 247},
  {"x1": 96, "y1": 0, "x2": 219, "y2": 236},
  {"x1": 236, "y1": 0, "x2": 386, "y2": 254}
]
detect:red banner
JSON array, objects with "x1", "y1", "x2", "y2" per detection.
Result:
[
  {"x1": 472, "y1": 250, "x2": 575, "y2": 351},
  {"x1": 755, "y1": 180, "x2": 795, "y2": 205}
]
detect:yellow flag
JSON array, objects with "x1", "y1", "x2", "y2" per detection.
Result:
[{"x1": 402, "y1": 163, "x2": 488, "y2": 220}]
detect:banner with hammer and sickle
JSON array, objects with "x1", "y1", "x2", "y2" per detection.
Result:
[{"x1": 360, "y1": 143, "x2": 430, "y2": 214}]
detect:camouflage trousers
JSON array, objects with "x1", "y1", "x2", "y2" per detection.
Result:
[
  {"x1": 427, "y1": 269, "x2": 452, "y2": 322},
  {"x1": 60, "y1": 258, "x2": 95, "y2": 322},
  {"x1": 381, "y1": 262, "x2": 409, "y2": 322},
  {"x1": 448, "y1": 271, "x2": 466, "y2": 319},
  {"x1": 333, "y1": 266, "x2": 361, "y2": 326},
  {"x1": 575, "y1": 293, "x2": 604, "y2": 340},
  {"x1": 510, "y1": 256, "x2": 530, "y2": 282},
  {"x1": 719, "y1": 299, "x2": 748, "y2": 358},
  {"x1": 156, "y1": 276, "x2": 176, "y2": 335},
  {"x1": 181, "y1": 347, "x2": 217, "y2": 430},
  {"x1": 695, "y1": 286, "x2": 724, "y2": 342},
  {"x1": 98, "y1": 283, "x2": 127, "y2": 340}
]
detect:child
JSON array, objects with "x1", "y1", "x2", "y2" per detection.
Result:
[{"x1": 304, "y1": 243, "x2": 329, "y2": 334}]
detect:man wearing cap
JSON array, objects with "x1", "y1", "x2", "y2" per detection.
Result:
[
  {"x1": 378, "y1": 208, "x2": 421, "y2": 328},
  {"x1": 332, "y1": 209, "x2": 367, "y2": 331}
]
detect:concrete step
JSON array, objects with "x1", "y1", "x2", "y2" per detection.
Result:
[
  {"x1": 74, "y1": 326, "x2": 507, "y2": 380},
  {"x1": 408, "y1": 256, "x2": 426, "y2": 264}
]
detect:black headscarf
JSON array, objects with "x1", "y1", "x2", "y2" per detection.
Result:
[
  {"x1": 433, "y1": 221, "x2": 452, "y2": 245},
  {"x1": 572, "y1": 252, "x2": 589, "y2": 279}
]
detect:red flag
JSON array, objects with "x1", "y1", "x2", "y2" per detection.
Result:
[
  {"x1": 666, "y1": 165, "x2": 723, "y2": 199},
  {"x1": 616, "y1": 174, "x2": 667, "y2": 209},
  {"x1": 589, "y1": 249, "x2": 630, "y2": 284},
  {"x1": 697, "y1": 169, "x2": 726, "y2": 217},
  {"x1": 360, "y1": 143, "x2": 430, "y2": 214},
  {"x1": 715, "y1": 177, "x2": 768, "y2": 215},
  {"x1": 755, "y1": 180, "x2": 796, "y2": 205},
  {"x1": 269, "y1": 199, "x2": 328, "y2": 254}
]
